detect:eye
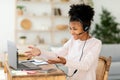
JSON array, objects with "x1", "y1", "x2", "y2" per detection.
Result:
[
  {"x1": 73, "y1": 28, "x2": 77, "y2": 30},
  {"x1": 72, "y1": 27, "x2": 77, "y2": 30},
  {"x1": 69, "y1": 27, "x2": 78, "y2": 30}
]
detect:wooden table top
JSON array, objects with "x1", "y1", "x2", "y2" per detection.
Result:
[{"x1": 5, "y1": 61, "x2": 65, "y2": 78}]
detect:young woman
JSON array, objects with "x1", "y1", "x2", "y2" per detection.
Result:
[{"x1": 25, "y1": 4, "x2": 102, "y2": 80}]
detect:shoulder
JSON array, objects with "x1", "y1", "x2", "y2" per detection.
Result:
[
  {"x1": 90, "y1": 37, "x2": 102, "y2": 46},
  {"x1": 63, "y1": 37, "x2": 75, "y2": 47},
  {"x1": 92, "y1": 37, "x2": 102, "y2": 43},
  {"x1": 65, "y1": 37, "x2": 74, "y2": 43},
  {"x1": 63, "y1": 38, "x2": 72, "y2": 46}
]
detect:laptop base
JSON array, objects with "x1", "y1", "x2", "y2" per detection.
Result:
[{"x1": 17, "y1": 61, "x2": 42, "y2": 70}]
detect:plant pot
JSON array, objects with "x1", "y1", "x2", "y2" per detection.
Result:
[
  {"x1": 17, "y1": 9, "x2": 23, "y2": 16},
  {"x1": 19, "y1": 38, "x2": 26, "y2": 45}
]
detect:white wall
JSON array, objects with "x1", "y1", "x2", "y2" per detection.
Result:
[
  {"x1": 0, "y1": 0, "x2": 15, "y2": 54},
  {"x1": 0, "y1": 0, "x2": 120, "y2": 53},
  {"x1": 92, "y1": 0, "x2": 120, "y2": 30}
]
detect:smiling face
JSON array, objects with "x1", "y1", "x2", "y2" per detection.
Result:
[{"x1": 69, "y1": 21, "x2": 86, "y2": 40}]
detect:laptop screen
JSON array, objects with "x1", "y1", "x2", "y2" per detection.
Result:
[
  {"x1": 7, "y1": 41, "x2": 43, "y2": 70},
  {"x1": 7, "y1": 40, "x2": 18, "y2": 69}
]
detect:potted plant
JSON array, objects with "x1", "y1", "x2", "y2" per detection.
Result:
[
  {"x1": 17, "y1": 5, "x2": 24, "y2": 16},
  {"x1": 19, "y1": 36, "x2": 27, "y2": 44},
  {"x1": 91, "y1": 7, "x2": 120, "y2": 64},
  {"x1": 92, "y1": 8, "x2": 120, "y2": 44}
]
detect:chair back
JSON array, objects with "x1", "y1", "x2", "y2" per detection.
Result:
[{"x1": 96, "y1": 56, "x2": 112, "y2": 80}]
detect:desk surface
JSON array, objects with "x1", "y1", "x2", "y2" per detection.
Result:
[{"x1": 4, "y1": 62, "x2": 66, "y2": 80}]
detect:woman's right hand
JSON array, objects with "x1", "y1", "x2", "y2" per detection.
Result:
[{"x1": 24, "y1": 46, "x2": 41, "y2": 59}]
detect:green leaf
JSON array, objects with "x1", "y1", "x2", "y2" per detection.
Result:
[{"x1": 91, "y1": 7, "x2": 120, "y2": 44}]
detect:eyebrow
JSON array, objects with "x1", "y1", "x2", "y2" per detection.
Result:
[{"x1": 69, "y1": 25, "x2": 77, "y2": 28}]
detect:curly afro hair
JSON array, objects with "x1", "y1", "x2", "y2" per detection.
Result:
[{"x1": 68, "y1": 4, "x2": 94, "y2": 26}]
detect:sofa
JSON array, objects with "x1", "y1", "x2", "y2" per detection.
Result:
[{"x1": 100, "y1": 44, "x2": 120, "y2": 80}]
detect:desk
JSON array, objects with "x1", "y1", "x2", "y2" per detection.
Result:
[{"x1": 4, "y1": 62, "x2": 66, "y2": 80}]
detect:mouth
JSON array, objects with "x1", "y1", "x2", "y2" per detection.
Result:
[{"x1": 72, "y1": 34, "x2": 78, "y2": 38}]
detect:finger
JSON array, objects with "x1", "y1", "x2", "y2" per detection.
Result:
[
  {"x1": 47, "y1": 60, "x2": 52, "y2": 64},
  {"x1": 24, "y1": 51, "x2": 32, "y2": 56},
  {"x1": 58, "y1": 56, "x2": 64, "y2": 60},
  {"x1": 27, "y1": 56, "x2": 32, "y2": 60},
  {"x1": 24, "y1": 52, "x2": 31, "y2": 54},
  {"x1": 47, "y1": 60, "x2": 56, "y2": 64},
  {"x1": 48, "y1": 59, "x2": 61, "y2": 64},
  {"x1": 24, "y1": 52, "x2": 32, "y2": 57},
  {"x1": 24, "y1": 51, "x2": 31, "y2": 53},
  {"x1": 48, "y1": 60, "x2": 56, "y2": 62},
  {"x1": 58, "y1": 56, "x2": 66, "y2": 64},
  {"x1": 48, "y1": 58, "x2": 60, "y2": 61},
  {"x1": 28, "y1": 46, "x2": 34, "y2": 49}
]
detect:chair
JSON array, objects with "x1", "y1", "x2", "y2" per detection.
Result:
[{"x1": 96, "y1": 56, "x2": 112, "y2": 80}]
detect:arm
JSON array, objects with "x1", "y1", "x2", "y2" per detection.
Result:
[
  {"x1": 40, "y1": 39, "x2": 71, "y2": 60},
  {"x1": 25, "y1": 39, "x2": 71, "y2": 61}
]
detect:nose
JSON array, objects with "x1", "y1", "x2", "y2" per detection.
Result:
[{"x1": 70, "y1": 30, "x2": 75, "y2": 35}]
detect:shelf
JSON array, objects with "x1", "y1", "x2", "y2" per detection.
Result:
[
  {"x1": 53, "y1": 1, "x2": 81, "y2": 5},
  {"x1": 54, "y1": 15, "x2": 68, "y2": 18},
  {"x1": 15, "y1": 0, "x2": 79, "y2": 45},
  {"x1": 16, "y1": 29, "x2": 69, "y2": 32},
  {"x1": 17, "y1": 1, "x2": 51, "y2": 4},
  {"x1": 17, "y1": 15, "x2": 52, "y2": 18},
  {"x1": 52, "y1": 30, "x2": 69, "y2": 32},
  {"x1": 17, "y1": 15, "x2": 69, "y2": 19},
  {"x1": 16, "y1": 29, "x2": 52, "y2": 32},
  {"x1": 17, "y1": 0, "x2": 81, "y2": 4}
]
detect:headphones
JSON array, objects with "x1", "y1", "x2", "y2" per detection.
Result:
[
  {"x1": 70, "y1": 16, "x2": 90, "y2": 32},
  {"x1": 78, "y1": 18, "x2": 90, "y2": 32}
]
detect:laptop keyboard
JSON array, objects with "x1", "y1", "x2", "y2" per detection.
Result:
[
  {"x1": 18, "y1": 61, "x2": 42, "y2": 70},
  {"x1": 18, "y1": 63, "x2": 28, "y2": 68}
]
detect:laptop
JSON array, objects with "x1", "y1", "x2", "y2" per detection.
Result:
[{"x1": 7, "y1": 40, "x2": 42, "y2": 70}]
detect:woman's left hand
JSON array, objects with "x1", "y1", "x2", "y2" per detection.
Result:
[{"x1": 47, "y1": 56, "x2": 66, "y2": 65}]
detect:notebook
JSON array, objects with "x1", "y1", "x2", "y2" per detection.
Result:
[{"x1": 7, "y1": 40, "x2": 42, "y2": 70}]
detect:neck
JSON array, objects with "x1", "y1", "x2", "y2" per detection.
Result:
[{"x1": 79, "y1": 32, "x2": 91, "y2": 41}]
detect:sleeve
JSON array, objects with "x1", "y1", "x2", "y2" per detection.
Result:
[
  {"x1": 65, "y1": 40, "x2": 102, "y2": 71},
  {"x1": 39, "y1": 39, "x2": 71, "y2": 60}
]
